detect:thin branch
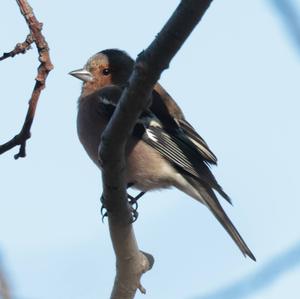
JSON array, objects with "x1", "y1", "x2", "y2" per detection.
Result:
[
  {"x1": 270, "y1": 0, "x2": 300, "y2": 51},
  {"x1": 99, "y1": 1, "x2": 213, "y2": 298},
  {"x1": 0, "y1": 34, "x2": 34, "y2": 61},
  {"x1": 0, "y1": 0, "x2": 53, "y2": 159}
]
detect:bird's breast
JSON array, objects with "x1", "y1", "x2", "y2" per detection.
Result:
[{"x1": 77, "y1": 101, "x2": 105, "y2": 168}]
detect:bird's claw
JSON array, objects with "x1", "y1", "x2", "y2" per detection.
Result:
[
  {"x1": 129, "y1": 203, "x2": 139, "y2": 223},
  {"x1": 100, "y1": 194, "x2": 108, "y2": 222},
  {"x1": 101, "y1": 211, "x2": 108, "y2": 223}
]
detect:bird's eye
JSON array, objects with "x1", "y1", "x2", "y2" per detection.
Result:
[{"x1": 102, "y1": 68, "x2": 110, "y2": 76}]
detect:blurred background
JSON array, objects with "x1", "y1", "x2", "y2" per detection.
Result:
[{"x1": 0, "y1": 0, "x2": 300, "y2": 298}]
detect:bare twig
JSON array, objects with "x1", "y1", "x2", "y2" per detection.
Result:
[
  {"x1": 0, "y1": 0, "x2": 53, "y2": 159},
  {"x1": 99, "y1": 1, "x2": 213, "y2": 298},
  {"x1": 0, "y1": 34, "x2": 34, "y2": 61}
]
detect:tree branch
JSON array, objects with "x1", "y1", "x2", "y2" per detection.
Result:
[
  {"x1": 270, "y1": 0, "x2": 300, "y2": 51},
  {"x1": 99, "y1": 1, "x2": 213, "y2": 298},
  {"x1": 0, "y1": 0, "x2": 53, "y2": 159}
]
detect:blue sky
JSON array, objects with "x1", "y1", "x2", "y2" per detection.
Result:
[{"x1": 1, "y1": 1, "x2": 300, "y2": 298}]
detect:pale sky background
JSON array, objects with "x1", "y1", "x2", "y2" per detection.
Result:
[{"x1": 0, "y1": 1, "x2": 300, "y2": 299}]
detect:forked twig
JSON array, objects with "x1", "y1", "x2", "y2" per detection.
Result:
[{"x1": 0, "y1": 0, "x2": 53, "y2": 159}]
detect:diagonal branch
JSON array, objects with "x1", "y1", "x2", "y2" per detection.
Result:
[
  {"x1": 270, "y1": 0, "x2": 300, "y2": 51},
  {"x1": 0, "y1": 0, "x2": 53, "y2": 159},
  {"x1": 99, "y1": 1, "x2": 213, "y2": 298}
]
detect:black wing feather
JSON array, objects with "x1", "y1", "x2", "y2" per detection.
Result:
[
  {"x1": 142, "y1": 120, "x2": 231, "y2": 204},
  {"x1": 178, "y1": 119, "x2": 218, "y2": 165}
]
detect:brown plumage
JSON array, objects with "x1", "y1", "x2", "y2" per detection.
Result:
[{"x1": 70, "y1": 48, "x2": 256, "y2": 261}]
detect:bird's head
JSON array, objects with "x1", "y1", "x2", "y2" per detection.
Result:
[{"x1": 69, "y1": 49, "x2": 134, "y2": 97}]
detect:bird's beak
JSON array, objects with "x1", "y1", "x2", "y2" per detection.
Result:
[{"x1": 69, "y1": 68, "x2": 93, "y2": 82}]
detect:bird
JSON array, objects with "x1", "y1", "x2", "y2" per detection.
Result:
[{"x1": 69, "y1": 48, "x2": 256, "y2": 261}]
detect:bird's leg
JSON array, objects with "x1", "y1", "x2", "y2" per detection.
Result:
[
  {"x1": 127, "y1": 191, "x2": 146, "y2": 209},
  {"x1": 127, "y1": 183, "x2": 146, "y2": 206}
]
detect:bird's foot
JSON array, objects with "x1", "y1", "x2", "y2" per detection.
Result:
[
  {"x1": 100, "y1": 191, "x2": 146, "y2": 223},
  {"x1": 127, "y1": 191, "x2": 145, "y2": 223}
]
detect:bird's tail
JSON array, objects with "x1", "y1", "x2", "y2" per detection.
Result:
[{"x1": 184, "y1": 176, "x2": 256, "y2": 261}]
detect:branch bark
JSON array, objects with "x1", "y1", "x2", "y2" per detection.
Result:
[
  {"x1": 0, "y1": 0, "x2": 53, "y2": 159},
  {"x1": 99, "y1": 1, "x2": 213, "y2": 298}
]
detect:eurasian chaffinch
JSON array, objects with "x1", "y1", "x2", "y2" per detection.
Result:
[{"x1": 70, "y1": 49, "x2": 255, "y2": 261}]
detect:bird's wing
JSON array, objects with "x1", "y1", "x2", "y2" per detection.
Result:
[
  {"x1": 141, "y1": 115, "x2": 231, "y2": 204},
  {"x1": 152, "y1": 86, "x2": 217, "y2": 165}
]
